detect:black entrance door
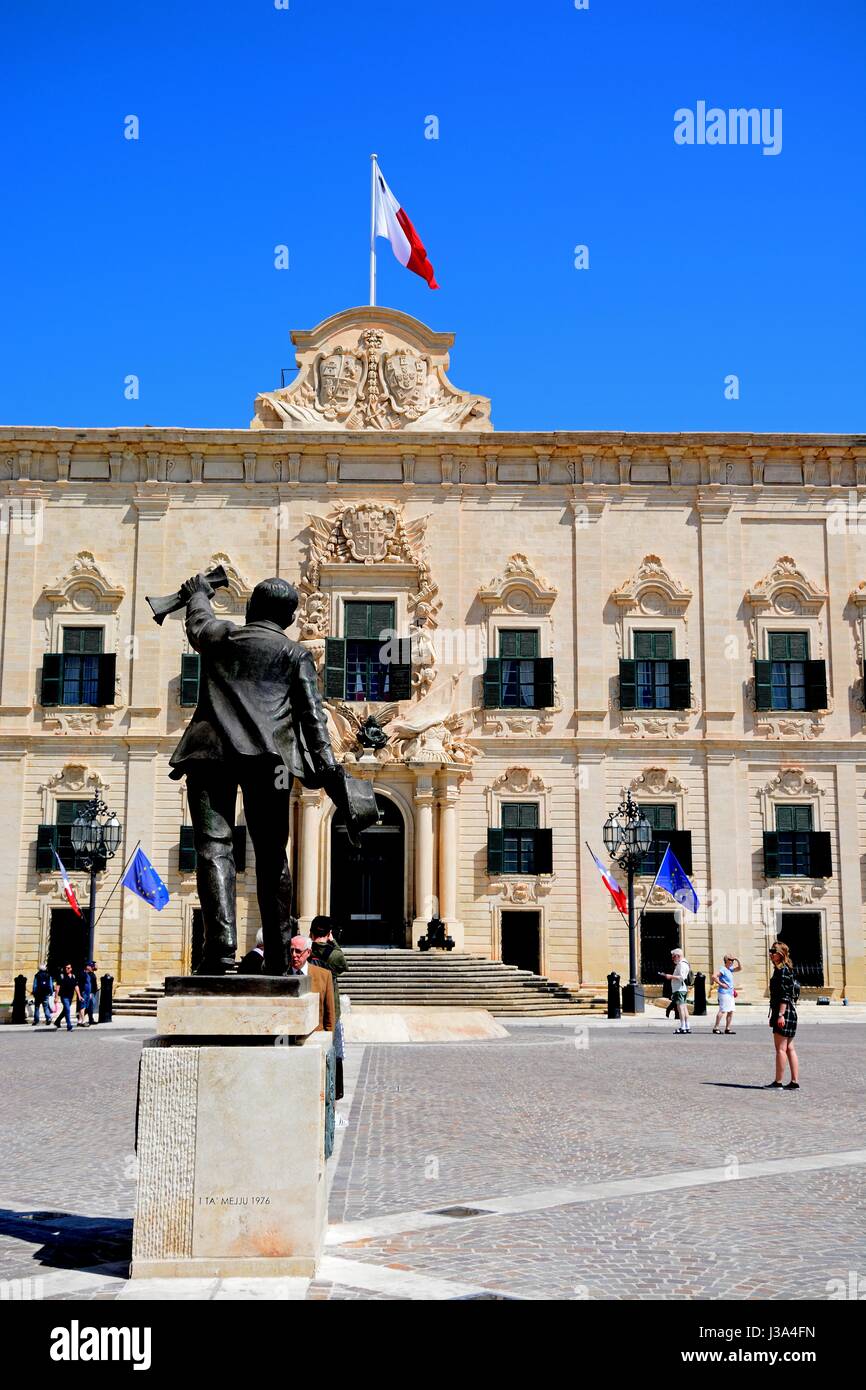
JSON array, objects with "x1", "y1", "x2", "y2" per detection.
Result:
[
  {"x1": 501, "y1": 911, "x2": 541, "y2": 974},
  {"x1": 640, "y1": 912, "x2": 680, "y2": 985},
  {"x1": 48, "y1": 908, "x2": 90, "y2": 978},
  {"x1": 778, "y1": 913, "x2": 824, "y2": 987},
  {"x1": 330, "y1": 795, "x2": 405, "y2": 946}
]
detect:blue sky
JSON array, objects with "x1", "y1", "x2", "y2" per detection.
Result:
[{"x1": 1, "y1": 0, "x2": 863, "y2": 433}]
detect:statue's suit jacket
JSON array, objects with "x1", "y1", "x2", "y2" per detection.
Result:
[{"x1": 169, "y1": 592, "x2": 337, "y2": 783}]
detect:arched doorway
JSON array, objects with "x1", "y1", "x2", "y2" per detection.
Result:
[{"x1": 330, "y1": 794, "x2": 405, "y2": 946}]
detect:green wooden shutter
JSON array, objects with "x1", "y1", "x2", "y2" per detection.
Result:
[
  {"x1": 232, "y1": 826, "x2": 247, "y2": 872},
  {"x1": 763, "y1": 831, "x2": 780, "y2": 879},
  {"x1": 36, "y1": 824, "x2": 58, "y2": 871},
  {"x1": 324, "y1": 639, "x2": 346, "y2": 698},
  {"x1": 369, "y1": 601, "x2": 395, "y2": 640},
  {"x1": 667, "y1": 830, "x2": 693, "y2": 875},
  {"x1": 483, "y1": 658, "x2": 502, "y2": 708},
  {"x1": 807, "y1": 831, "x2": 832, "y2": 878},
  {"x1": 388, "y1": 659, "x2": 413, "y2": 701},
  {"x1": 532, "y1": 657, "x2": 554, "y2": 708},
  {"x1": 41, "y1": 654, "x2": 63, "y2": 706},
  {"x1": 669, "y1": 659, "x2": 691, "y2": 710},
  {"x1": 754, "y1": 660, "x2": 773, "y2": 711},
  {"x1": 180, "y1": 653, "x2": 200, "y2": 706},
  {"x1": 180, "y1": 828, "x2": 198, "y2": 872},
  {"x1": 533, "y1": 828, "x2": 553, "y2": 875},
  {"x1": 487, "y1": 829, "x2": 504, "y2": 875},
  {"x1": 619, "y1": 659, "x2": 637, "y2": 710},
  {"x1": 96, "y1": 653, "x2": 116, "y2": 706},
  {"x1": 804, "y1": 660, "x2": 827, "y2": 710}
]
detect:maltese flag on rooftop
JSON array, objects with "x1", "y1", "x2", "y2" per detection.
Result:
[{"x1": 374, "y1": 166, "x2": 439, "y2": 289}]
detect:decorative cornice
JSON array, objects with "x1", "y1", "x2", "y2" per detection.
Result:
[
  {"x1": 42, "y1": 551, "x2": 125, "y2": 608},
  {"x1": 477, "y1": 553, "x2": 558, "y2": 607}
]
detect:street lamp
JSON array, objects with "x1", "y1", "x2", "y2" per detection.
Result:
[
  {"x1": 70, "y1": 794, "x2": 122, "y2": 961},
  {"x1": 603, "y1": 788, "x2": 653, "y2": 1014}
]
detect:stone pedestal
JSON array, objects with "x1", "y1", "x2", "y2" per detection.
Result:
[{"x1": 131, "y1": 976, "x2": 331, "y2": 1279}]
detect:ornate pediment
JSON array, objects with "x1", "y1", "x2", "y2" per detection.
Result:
[
  {"x1": 611, "y1": 555, "x2": 692, "y2": 616},
  {"x1": 477, "y1": 554, "x2": 558, "y2": 610},
  {"x1": 42, "y1": 551, "x2": 124, "y2": 610},
  {"x1": 491, "y1": 766, "x2": 548, "y2": 795},
  {"x1": 629, "y1": 767, "x2": 688, "y2": 797},
  {"x1": 251, "y1": 306, "x2": 491, "y2": 433},
  {"x1": 206, "y1": 552, "x2": 253, "y2": 617},
  {"x1": 745, "y1": 556, "x2": 827, "y2": 615},
  {"x1": 763, "y1": 767, "x2": 823, "y2": 799}
]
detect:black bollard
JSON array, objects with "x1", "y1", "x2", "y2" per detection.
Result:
[
  {"x1": 607, "y1": 971, "x2": 621, "y2": 1020},
  {"x1": 12, "y1": 974, "x2": 27, "y2": 1025},
  {"x1": 693, "y1": 971, "x2": 707, "y2": 1016},
  {"x1": 98, "y1": 974, "x2": 114, "y2": 1025}
]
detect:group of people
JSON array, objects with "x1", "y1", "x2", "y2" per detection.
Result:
[
  {"x1": 661, "y1": 942, "x2": 800, "y2": 1088},
  {"x1": 30, "y1": 962, "x2": 99, "y2": 1031},
  {"x1": 239, "y1": 914, "x2": 347, "y2": 1102}
]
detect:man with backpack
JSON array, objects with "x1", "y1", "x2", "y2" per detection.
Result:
[
  {"x1": 31, "y1": 963, "x2": 54, "y2": 1025},
  {"x1": 662, "y1": 948, "x2": 692, "y2": 1034}
]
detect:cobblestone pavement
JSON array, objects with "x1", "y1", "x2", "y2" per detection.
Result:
[{"x1": 1, "y1": 1021, "x2": 864, "y2": 1300}]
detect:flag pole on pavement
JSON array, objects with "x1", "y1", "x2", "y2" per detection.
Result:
[{"x1": 369, "y1": 152, "x2": 378, "y2": 306}]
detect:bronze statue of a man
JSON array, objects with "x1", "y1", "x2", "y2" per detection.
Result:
[{"x1": 168, "y1": 573, "x2": 370, "y2": 975}]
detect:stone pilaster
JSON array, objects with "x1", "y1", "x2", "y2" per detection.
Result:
[
  {"x1": 437, "y1": 769, "x2": 463, "y2": 947},
  {"x1": 119, "y1": 742, "x2": 161, "y2": 986},
  {"x1": 0, "y1": 743, "x2": 28, "y2": 980},
  {"x1": 127, "y1": 490, "x2": 171, "y2": 732},
  {"x1": 0, "y1": 489, "x2": 43, "y2": 721},
  {"x1": 833, "y1": 763, "x2": 866, "y2": 1000},
  {"x1": 572, "y1": 493, "x2": 607, "y2": 732},
  {"x1": 705, "y1": 751, "x2": 756, "y2": 1000},
  {"x1": 412, "y1": 772, "x2": 436, "y2": 944},
  {"x1": 696, "y1": 491, "x2": 735, "y2": 729},
  {"x1": 297, "y1": 788, "x2": 322, "y2": 927},
  {"x1": 576, "y1": 749, "x2": 609, "y2": 987}
]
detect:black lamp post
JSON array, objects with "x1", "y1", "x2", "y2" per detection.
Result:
[
  {"x1": 603, "y1": 788, "x2": 653, "y2": 1014},
  {"x1": 70, "y1": 794, "x2": 122, "y2": 962}
]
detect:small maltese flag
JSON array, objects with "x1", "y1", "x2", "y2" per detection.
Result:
[
  {"x1": 52, "y1": 848, "x2": 82, "y2": 918},
  {"x1": 374, "y1": 166, "x2": 439, "y2": 289}
]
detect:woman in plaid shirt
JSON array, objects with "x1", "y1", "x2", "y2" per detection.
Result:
[{"x1": 767, "y1": 941, "x2": 799, "y2": 1090}]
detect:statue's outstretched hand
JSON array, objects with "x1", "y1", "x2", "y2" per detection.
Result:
[{"x1": 179, "y1": 573, "x2": 215, "y2": 604}]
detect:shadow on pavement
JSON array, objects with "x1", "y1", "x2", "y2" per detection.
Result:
[{"x1": 0, "y1": 1208, "x2": 132, "y2": 1274}]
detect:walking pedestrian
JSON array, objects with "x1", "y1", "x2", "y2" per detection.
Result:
[
  {"x1": 77, "y1": 962, "x2": 98, "y2": 1026},
  {"x1": 311, "y1": 915, "x2": 348, "y2": 1102},
  {"x1": 661, "y1": 948, "x2": 692, "y2": 1034},
  {"x1": 53, "y1": 964, "x2": 81, "y2": 1032},
  {"x1": 31, "y1": 963, "x2": 54, "y2": 1026},
  {"x1": 767, "y1": 941, "x2": 800, "y2": 1090},
  {"x1": 711, "y1": 954, "x2": 741, "y2": 1034}
]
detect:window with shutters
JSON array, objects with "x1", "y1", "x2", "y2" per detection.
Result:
[
  {"x1": 502, "y1": 802, "x2": 539, "y2": 874},
  {"x1": 325, "y1": 600, "x2": 412, "y2": 702},
  {"x1": 41, "y1": 628, "x2": 115, "y2": 707},
  {"x1": 61, "y1": 628, "x2": 103, "y2": 705},
  {"x1": 57, "y1": 799, "x2": 106, "y2": 872},
  {"x1": 179, "y1": 653, "x2": 200, "y2": 707},
  {"x1": 634, "y1": 630, "x2": 673, "y2": 709},
  {"x1": 483, "y1": 631, "x2": 553, "y2": 709},
  {"x1": 498, "y1": 629, "x2": 539, "y2": 708},
  {"x1": 637, "y1": 803, "x2": 677, "y2": 876},
  {"x1": 768, "y1": 631, "x2": 808, "y2": 710},
  {"x1": 774, "y1": 803, "x2": 812, "y2": 877}
]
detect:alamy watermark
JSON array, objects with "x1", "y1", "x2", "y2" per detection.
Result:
[{"x1": 674, "y1": 102, "x2": 782, "y2": 157}]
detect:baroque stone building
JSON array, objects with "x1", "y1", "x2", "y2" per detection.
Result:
[{"x1": 1, "y1": 305, "x2": 865, "y2": 1001}]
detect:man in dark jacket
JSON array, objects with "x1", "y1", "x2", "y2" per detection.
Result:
[
  {"x1": 32, "y1": 964, "x2": 54, "y2": 1025},
  {"x1": 169, "y1": 574, "x2": 356, "y2": 976},
  {"x1": 238, "y1": 929, "x2": 265, "y2": 975}
]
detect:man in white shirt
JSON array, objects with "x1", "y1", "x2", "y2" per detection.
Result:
[{"x1": 662, "y1": 948, "x2": 691, "y2": 1034}]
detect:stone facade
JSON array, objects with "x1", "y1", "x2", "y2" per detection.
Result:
[{"x1": 2, "y1": 307, "x2": 865, "y2": 1001}]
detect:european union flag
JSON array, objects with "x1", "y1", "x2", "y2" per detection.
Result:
[
  {"x1": 654, "y1": 844, "x2": 700, "y2": 914},
  {"x1": 122, "y1": 848, "x2": 169, "y2": 911}
]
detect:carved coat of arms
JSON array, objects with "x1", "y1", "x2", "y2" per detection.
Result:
[
  {"x1": 341, "y1": 504, "x2": 399, "y2": 562},
  {"x1": 314, "y1": 348, "x2": 364, "y2": 420},
  {"x1": 381, "y1": 350, "x2": 430, "y2": 420}
]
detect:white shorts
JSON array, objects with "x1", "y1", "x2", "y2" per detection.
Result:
[{"x1": 717, "y1": 991, "x2": 735, "y2": 1012}]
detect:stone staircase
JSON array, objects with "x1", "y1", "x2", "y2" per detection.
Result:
[{"x1": 112, "y1": 951, "x2": 605, "y2": 1018}]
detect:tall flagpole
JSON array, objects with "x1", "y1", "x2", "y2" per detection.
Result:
[{"x1": 369, "y1": 152, "x2": 378, "y2": 306}]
